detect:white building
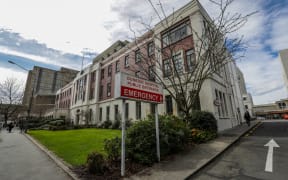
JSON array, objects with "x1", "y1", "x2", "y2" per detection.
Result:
[{"x1": 53, "y1": 0, "x2": 248, "y2": 131}]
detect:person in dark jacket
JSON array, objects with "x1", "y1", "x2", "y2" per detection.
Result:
[
  {"x1": 244, "y1": 110, "x2": 251, "y2": 127},
  {"x1": 8, "y1": 122, "x2": 14, "y2": 133}
]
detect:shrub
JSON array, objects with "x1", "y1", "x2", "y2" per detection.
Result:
[
  {"x1": 111, "y1": 119, "x2": 121, "y2": 129},
  {"x1": 190, "y1": 128, "x2": 217, "y2": 143},
  {"x1": 187, "y1": 111, "x2": 217, "y2": 132},
  {"x1": 86, "y1": 152, "x2": 106, "y2": 175},
  {"x1": 126, "y1": 114, "x2": 190, "y2": 165},
  {"x1": 104, "y1": 137, "x2": 121, "y2": 162},
  {"x1": 102, "y1": 120, "x2": 112, "y2": 129}
]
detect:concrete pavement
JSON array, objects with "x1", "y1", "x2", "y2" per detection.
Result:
[
  {"x1": 128, "y1": 120, "x2": 260, "y2": 180},
  {"x1": 0, "y1": 128, "x2": 71, "y2": 180}
]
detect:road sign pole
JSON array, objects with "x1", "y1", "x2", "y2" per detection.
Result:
[
  {"x1": 155, "y1": 104, "x2": 160, "y2": 162},
  {"x1": 121, "y1": 99, "x2": 126, "y2": 176}
]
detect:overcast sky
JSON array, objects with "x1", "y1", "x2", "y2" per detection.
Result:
[{"x1": 0, "y1": 0, "x2": 287, "y2": 105}]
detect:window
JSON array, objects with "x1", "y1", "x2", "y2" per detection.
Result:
[
  {"x1": 215, "y1": 90, "x2": 221, "y2": 117},
  {"x1": 99, "y1": 85, "x2": 103, "y2": 99},
  {"x1": 108, "y1": 65, "x2": 112, "y2": 76},
  {"x1": 150, "y1": 103, "x2": 156, "y2": 114},
  {"x1": 186, "y1": 49, "x2": 195, "y2": 72},
  {"x1": 215, "y1": 89, "x2": 228, "y2": 118},
  {"x1": 124, "y1": 55, "x2": 129, "y2": 68},
  {"x1": 165, "y1": 95, "x2": 173, "y2": 114},
  {"x1": 278, "y1": 102, "x2": 286, "y2": 109},
  {"x1": 173, "y1": 53, "x2": 183, "y2": 74},
  {"x1": 135, "y1": 49, "x2": 141, "y2": 63},
  {"x1": 99, "y1": 108, "x2": 102, "y2": 121},
  {"x1": 136, "y1": 101, "x2": 141, "y2": 119},
  {"x1": 245, "y1": 105, "x2": 248, "y2": 110},
  {"x1": 163, "y1": 59, "x2": 172, "y2": 77},
  {"x1": 162, "y1": 21, "x2": 191, "y2": 47},
  {"x1": 90, "y1": 71, "x2": 96, "y2": 82},
  {"x1": 125, "y1": 103, "x2": 129, "y2": 119},
  {"x1": 106, "y1": 106, "x2": 110, "y2": 121},
  {"x1": 135, "y1": 71, "x2": 140, "y2": 77},
  {"x1": 89, "y1": 109, "x2": 93, "y2": 123},
  {"x1": 243, "y1": 97, "x2": 247, "y2": 101},
  {"x1": 116, "y1": 61, "x2": 120, "y2": 72},
  {"x1": 107, "y1": 83, "x2": 111, "y2": 97},
  {"x1": 114, "y1": 105, "x2": 119, "y2": 121},
  {"x1": 149, "y1": 65, "x2": 155, "y2": 81},
  {"x1": 147, "y1": 42, "x2": 154, "y2": 56},
  {"x1": 101, "y1": 69, "x2": 105, "y2": 79}
]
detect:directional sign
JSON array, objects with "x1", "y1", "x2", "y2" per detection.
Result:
[{"x1": 264, "y1": 139, "x2": 280, "y2": 172}]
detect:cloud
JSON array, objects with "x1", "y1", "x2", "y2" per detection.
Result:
[
  {"x1": 107, "y1": 0, "x2": 190, "y2": 41},
  {"x1": 0, "y1": 28, "x2": 95, "y2": 70}
]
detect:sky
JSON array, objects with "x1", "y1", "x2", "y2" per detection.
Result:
[{"x1": 0, "y1": 0, "x2": 287, "y2": 105}]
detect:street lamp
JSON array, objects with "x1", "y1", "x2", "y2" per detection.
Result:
[{"x1": 8, "y1": 60, "x2": 35, "y2": 132}]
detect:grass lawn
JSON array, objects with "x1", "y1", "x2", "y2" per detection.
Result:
[{"x1": 28, "y1": 129, "x2": 121, "y2": 166}]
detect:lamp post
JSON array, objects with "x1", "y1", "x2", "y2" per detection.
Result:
[{"x1": 8, "y1": 60, "x2": 35, "y2": 132}]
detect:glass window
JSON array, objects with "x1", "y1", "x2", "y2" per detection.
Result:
[
  {"x1": 99, "y1": 85, "x2": 103, "y2": 99},
  {"x1": 101, "y1": 69, "x2": 105, "y2": 79},
  {"x1": 173, "y1": 53, "x2": 183, "y2": 74},
  {"x1": 149, "y1": 65, "x2": 155, "y2": 81},
  {"x1": 135, "y1": 49, "x2": 141, "y2": 63},
  {"x1": 116, "y1": 61, "x2": 120, "y2": 72},
  {"x1": 108, "y1": 65, "x2": 112, "y2": 76},
  {"x1": 150, "y1": 103, "x2": 156, "y2": 114},
  {"x1": 186, "y1": 49, "x2": 195, "y2": 72},
  {"x1": 99, "y1": 107, "x2": 102, "y2": 121},
  {"x1": 107, "y1": 83, "x2": 111, "y2": 97},
  {"x1": 162, "y1": 21, "x2": 191, "y2": 47},
  {"x1": 163, "y1": 59, "x2": 172, "y2": 77},
  {"x1": 125, "y1": 55, "x2": 129, "y2": 68},
  {"x1": 106, "y1": 106, "x2": 110, "y2": 121},
  {"x1": 114, "y1": 105, "x2": 119, "y2": 121},
  {"x1": 148, "y1": 42, "x2": 154, "y2": 56},
  {"x1": 136, "y1": 101, "x2": 141, "y2": 119},
  {"x1": 165, "y1": 95, "x2": 173, "y2": 114}
]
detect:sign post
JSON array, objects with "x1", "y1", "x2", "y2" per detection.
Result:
[
  {"x1": 115, "y1": 72, "x2": 163, "y2": 176},
  {"x1": 155, "y1": 104, "x2": 160, "y2": 162},
  {"x1": 121, "y1": 99, "x2": 126, "y2": 176}
]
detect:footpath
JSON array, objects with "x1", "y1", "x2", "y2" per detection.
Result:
[
  {"x1": 0, "y1": 128, "x2": 71, "y2": 180},
  {"x1": 128, "y1": 120, "x2": 260, "y2": 180}
]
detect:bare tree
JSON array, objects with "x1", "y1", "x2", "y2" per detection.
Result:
[
  {"x1": 125, "y1": 0, "x2": 255, "y2": 119},
  {"x1": 0, "y1": 77, "x2": 23, "y2": 125}
]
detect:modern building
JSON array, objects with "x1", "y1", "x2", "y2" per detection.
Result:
[
  {"x1": 53, "y1": 0, "x2": 249, "y2": 131},
  {"x1": 253, "y1": 98, "x2": 288, "y2": 119},
  {"x1": 23, "y1": 66, "x2": 78, "y2": 117}
]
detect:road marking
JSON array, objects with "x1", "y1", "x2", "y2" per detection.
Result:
[{"x1": 264, "y1": 139, "x2": 280, "y2": 172}]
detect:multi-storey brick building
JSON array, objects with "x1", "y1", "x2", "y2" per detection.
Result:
[{"x1": 54, "y1": 0, "x2": 248, "y2": 131}]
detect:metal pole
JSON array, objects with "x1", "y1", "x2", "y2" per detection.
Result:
[
  {"x1": 155, "y1": 104, "x2": 160, "y2": 162},
  {"x1": 121, "y1": 99, "x2": 126, "y2": 176}
]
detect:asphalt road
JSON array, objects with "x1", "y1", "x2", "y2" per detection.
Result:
[{"x1": 191, "y1": 120, "x2": 288, "y2": 180}]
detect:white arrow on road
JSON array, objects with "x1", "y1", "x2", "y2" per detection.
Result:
[{"x1": 264, "y1": 139, "x2": 280, "y2": 172}]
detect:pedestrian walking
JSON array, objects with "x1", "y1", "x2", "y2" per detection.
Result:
[
  {"x1": 7, "y1": 122, "x2": 14, "y2": 133},
  {"x1": 19, "y1": 119, "x2": 24, "y2": 133},
  {"x1": 244, "y1": 110, "x2": 251, "y2": 127}
]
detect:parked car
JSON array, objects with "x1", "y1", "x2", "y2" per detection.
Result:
[{"x1": 282, "y1": 114, "x2": 288, "y2": 120}]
